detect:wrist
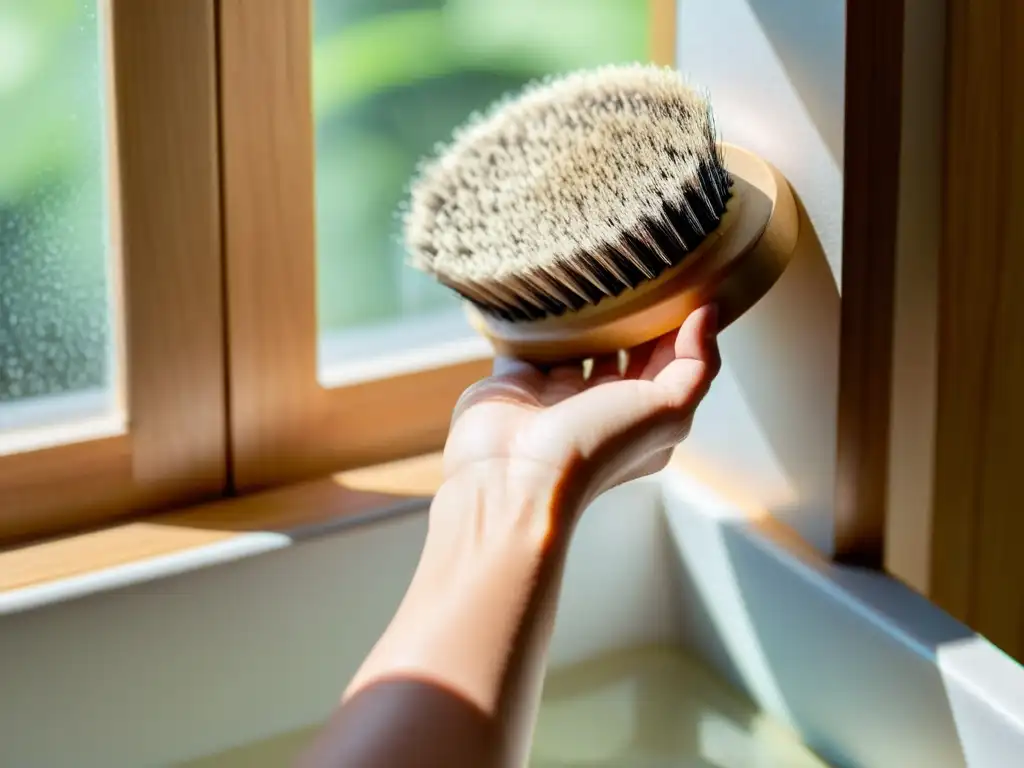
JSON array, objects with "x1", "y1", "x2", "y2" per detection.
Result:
[
  {"x1": 426, "y1": 457, "x2": 576, "y2": 565},
  {"x1": 348, "y1": 459, "x2": 572, "y2": 712}
]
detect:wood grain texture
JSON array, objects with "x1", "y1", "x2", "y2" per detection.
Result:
[
  {"x1": 844, "y1": 0, "x2": 1024, "y2": 659},
  {"x1": 0, "y1": 436, "x2": 135, "y2": 542},
  {"x1": 113, "y1": 0, "x2": 226, "y2": 500},
  {"x1": 650, "y1": 0, "x2": 677, "y2": 67},
  {"x1": 218, "y1": 0, "x2": 322, "y2": 490},
  {"x1": 0, "y1": 452, "x2": 443, "y2": 594},
  {"x1": 0, "y1": 0, "x2": 225, "y2": 545},
  {"x1": 833, "y1": 0, "x2": 906, "y2": 565},
  {"x1": 926, "y1": 0, "x2": 1004, "y2": 623},
  {"x1": 882, "y1": 0, "x2": 945, "y2": 594},
  {"x1": 219, "y1": 0, "x2": 489, "y2": 491},
  {"x1": 936, "y1": 0, "x2": 1024, "y2": 653},
  {"x1": 217, "y1": 0, "x2": 699, "y2": 492}
]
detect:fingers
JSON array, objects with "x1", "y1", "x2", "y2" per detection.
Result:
[
  {"x1": 550, "y1": 304, "x2": 720, "y2": 458},
  {"x1": 674, "y1": 304, "x2": 720, "y2": 370},
  {"x1": 450, "y1": 376, "x2": 540, "y2": 427},
  {"x1": 623, "y1": 336, "x2": 665, "y2": 379},
  {"x1": 651, "y1": 305, "x2": 720, "y2": 413},
  {"x1": 492, "y1": 356, "x2": 539, "y2": 378},
  {"x1": 636, "y1": 333, "x2": 678, "y2": 381},
  {"x1": 637, "y1": 304, "x2": 719, "y2": 381},
  {"x1": 589, "y1": 352, "x2": 622, "y2": 386},
  {"x1": 493, "y1": 355, "x2": 588, "y2": 407},
  {"x1": 541, "y1": 362, "x2": 586, "y2": 405}
]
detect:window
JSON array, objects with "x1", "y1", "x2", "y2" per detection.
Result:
[
  {"x1": 0, "y1": 0, "x2": 672, "y2": 543},
  {"x1": 220, "y1": 0, "x2": 669, "y2": 492},
  {"x1": 0, "y1": 0, "x2": 117, "y2": 441},
  {"x1": 0, "y1": 0, "x2": 224, "y2": 544},
  {"x1": 311, "y1": 0, "x2": 656, "y2": 384}
]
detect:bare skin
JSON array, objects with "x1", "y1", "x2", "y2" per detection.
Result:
[{"x1": 296, "y1": 305, "x2": 720, "y2": 768}]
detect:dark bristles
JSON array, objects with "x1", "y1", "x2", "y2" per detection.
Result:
[{"x1": 403, "y1": 64, "x2": 733, "y2": 322}]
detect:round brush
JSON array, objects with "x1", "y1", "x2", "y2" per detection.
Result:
[
  {"x1": 401, "y1": 63, "x2": 842, "y2": 553},
  {"x1": 403, "y1": 64, "x2": 800, "y2": 364}
]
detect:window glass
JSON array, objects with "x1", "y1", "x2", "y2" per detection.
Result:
[
  {"x1": 0, "y1": 0, "x2": 117, "y2": 436},
  {"x1": 312, "y1": 0, "x2": 651, "y2": 376}
]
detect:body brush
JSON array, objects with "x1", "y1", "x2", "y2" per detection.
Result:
[
  {"x1": 403, "y1": 64, "x2": 800, "y2": 364},
  {"x1": 403, "y1": 63, "x2": 841, "y2": 551}
]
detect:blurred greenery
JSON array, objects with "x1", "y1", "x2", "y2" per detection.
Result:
[
  {"x1": 313, "y1": 0, "x2": 650, "y2": 333},
  {"x1": 0, "y1": 0, "x2": 109, "y2": 405},
  {"x1": 0, "y1": 0, "x2": 650, "y2": 407}
]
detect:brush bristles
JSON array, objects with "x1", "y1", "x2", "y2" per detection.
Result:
[{"x1": 403, "y1": 64, "x2": 732, "y2": 322}]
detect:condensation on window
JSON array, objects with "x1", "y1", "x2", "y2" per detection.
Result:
[{"x1": 0, "y1": 0, "x2": 113, "y2": 412}]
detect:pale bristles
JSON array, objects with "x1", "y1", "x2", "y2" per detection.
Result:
[{"x1": 402, "y1": 64, "x2": 731, "y2": 321}]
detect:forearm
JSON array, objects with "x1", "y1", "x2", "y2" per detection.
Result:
[{"x1": 297, "y1": 460, "x2": 574, "y2": 768}]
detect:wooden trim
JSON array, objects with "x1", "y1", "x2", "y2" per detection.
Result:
[
  {"x1": 929, "y1": 0, "x2": 1024, "y2": 652},
  {"x1": 0, "y1": 436, "x2": 135, "y2": 542},
  {"x1": 0, "y1": 453, "x2": 443, "y2": 596},
  {"x1": 833, "y1": 0, "x2": 906, "y2": 564},
  {"x1": 969, "y1": 0, "x2": 1024, "y2": 658},
  {"x1": 219, "y1": 0, "x2": 679, "y2": 492},
  {"x1": 920, "y1": 0, "x2": 997, "y2": 623},
  {"x1": 114, "y1": 0, "x2": 226, "y2": 502},
  {"x1": 837, "y1": 0, "x2": 1024, "y2": 659},
  {"x1": 0, "y1": 0, "x2": 226, "y2": 545},
  {"x1": 881, "y1": 0, "x2": 946, "y2": 593},
  {"x1": 218, "y1": 0, "x2": 477, "y2": 490},
  {"x1": 218, "y1": 0, "x2": 322, "y2": 491},
  {"x1": 222, "y1": 0, "x2": 667, "y2": 491},
  {"x1": 650, "y1": 0, "x2": 677, "y2": 67}
]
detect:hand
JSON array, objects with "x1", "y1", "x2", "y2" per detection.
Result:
[
  {"x1": 308, "y1": 306, "x2": 720, "y2": 768},
  {"x1": 440, "y1": 304, "x2": 721, "y2": 537}
]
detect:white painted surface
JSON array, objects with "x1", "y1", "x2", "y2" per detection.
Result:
[
  {"x1": 674, "y1": 0, "x2": 844, "y2": 555},
  {"x1": 676, "y1": 0, "x2": 845, "y2": 281},
  {"x1": 662, "y1": 469, "x2": 1024, "y2": 768},
  {"x1": 3, "y1": 468, "x2": 1023, "y2": 767},
  {"x1": 0, "y1": 532, "x2": 291, "y2": 616},
  {"x1": 0, "y1": 479, "x2": 671, "y2": 767}
]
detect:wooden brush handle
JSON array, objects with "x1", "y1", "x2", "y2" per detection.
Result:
[{"x1": 465, "y1": 144, "x2": 800, "y2": 364}]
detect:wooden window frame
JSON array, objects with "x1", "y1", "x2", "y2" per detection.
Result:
[
  {"x1": 1, "y1": 0, "x2": 673, "y2": 544},
  {"x1": 837, "y1": 0, "x2": 1024, "y2": 661},
  {"x1": 833, "y1": 0, "x2": 907, "y2": 563},
  {"x1": 218, "y1": 0, "x2": 679, "y2": 493},
  {"x1": 13, "y1": 0, "x2": 1021, "y2": 661},
  {"x1": 0, "y1": 0, "x2": 226, "y2": 545},
  {"x1": 926, "y1": 0, "x2": 1024, "y2": 657}
]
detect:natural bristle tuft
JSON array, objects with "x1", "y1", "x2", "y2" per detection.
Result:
[{"x1": 403, "y1": 63, "x2": 732, "y2": 322}]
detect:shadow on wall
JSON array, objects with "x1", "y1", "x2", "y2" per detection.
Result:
[
  {"x1": 744, "y1": 0, "x2": 845, "y2": 165},
  {"x1": 661, "y1": 470, "x2": 984, "y2": 768},
  {"x1": 673, "y1": 191, "x2": 841, "y2": 556}
]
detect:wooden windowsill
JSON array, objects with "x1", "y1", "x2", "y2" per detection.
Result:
[
  {"x1": 0, "y1": 448, "x2": 786, "y2": 617},
  {"x1": 0, "y1": 452, "x2": 446, "y2": 615}
]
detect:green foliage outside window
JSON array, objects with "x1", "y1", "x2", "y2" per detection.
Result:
[{"x1": 0, "y1": 0, "x2": 649, "y2": 404}]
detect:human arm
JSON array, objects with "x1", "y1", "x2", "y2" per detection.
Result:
[{"x1": 296, "y1": 305, "x2": 721, "y2": 768}]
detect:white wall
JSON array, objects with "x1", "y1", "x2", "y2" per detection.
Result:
[
  {"x1": 676, "y1": 0, "x2": 845, "y2": 281},
  {"x1": 661, "y1": 470, "x2": 1024, "y2": 768},
  {"x1": 0, "y1": 480, "x2": 676, "y2": 768},
  {"x1": 672, "y1": 0, "x2": 845, "y2": 555}
]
